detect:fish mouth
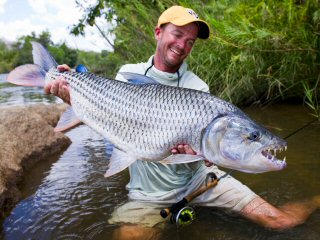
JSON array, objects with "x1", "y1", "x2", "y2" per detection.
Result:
[{"x1": 261, "y1": 145, "x2": 287, "y2": 168}]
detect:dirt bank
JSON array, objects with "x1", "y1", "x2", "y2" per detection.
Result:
[{"x1": 0, "y1": 104, "x2": 71, "y2": 216}]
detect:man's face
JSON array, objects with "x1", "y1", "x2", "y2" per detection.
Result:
[{"x1": 154, "y1": 23, "x2": 198, "y2": 73}]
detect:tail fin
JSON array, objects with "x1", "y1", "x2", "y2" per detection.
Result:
[
  {"x1": 31, "y1": 41, "x2": 58, "y2": 71},
  {"x1": 6, "y1": 64, "x2": 47, "y2": 87},
  {"x1": 6, "y1": 42, "x2": 58, "y2": 87}
]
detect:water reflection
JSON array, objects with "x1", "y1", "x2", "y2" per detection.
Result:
[
  {"x1": 3, "y1": 126, "x2": 129, "y2": 240},
  {"x1": 0, "y1": 75, "x2": 55, "y2": 106},
  {"x1": 1, "y1": 76, "x2": 319, "y2": 239}
]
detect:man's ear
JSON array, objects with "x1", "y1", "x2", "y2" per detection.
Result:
[{"x1": 154, "y1": 26, "x2": 161, "y2": 40}]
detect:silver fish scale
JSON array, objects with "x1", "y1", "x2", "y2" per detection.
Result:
[{"x1": 47, "y1": 69, "x2": 241, "y2": 161}]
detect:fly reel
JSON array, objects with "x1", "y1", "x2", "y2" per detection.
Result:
[{"x1": 172, "y1": 206, "x2": 196, "y2": 226}]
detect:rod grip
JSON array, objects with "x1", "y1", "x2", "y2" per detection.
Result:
[{"x1": 160, "y1": 208, "x2": 170, "y2": 218}]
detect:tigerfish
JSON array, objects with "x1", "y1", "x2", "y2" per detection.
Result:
[{"x1": 7, "y1": 42, "x2": 287, "y2": 177}]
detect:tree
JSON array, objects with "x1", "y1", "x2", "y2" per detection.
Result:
[
  {"x1": 49, "y1": 42, "x2": 78, "y2": 67},
  {"x1": 70, "y1": 0, "x2": 320, "y2": 108},
  {"x1": 38, "y1": 30, "x2": 53, "y2": 48},
  {"x1": 0, "y1": 39, "x2": 17, "y2": 73},
  {"x1": 9, "y1": 31, "x2": 78, "y2": 69}
]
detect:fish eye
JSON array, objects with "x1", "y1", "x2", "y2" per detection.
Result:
[{"x1": 248, "y1": 131, "x2": 260, "y2": 141}]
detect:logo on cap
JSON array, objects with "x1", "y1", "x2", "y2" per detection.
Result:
[{"x1": 186, "y1": 8, "x2": 199, "y2": 19}]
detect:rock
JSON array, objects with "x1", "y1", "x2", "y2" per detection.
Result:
[{"x1": 0, "y1": 103, "x2": 71, "y2": 216}]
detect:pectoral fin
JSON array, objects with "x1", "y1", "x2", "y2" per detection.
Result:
[
  {"x1": 104, "y1": 148, "x2": 137, "y2": 177},
  {"x1": 160, "y1": 154, "x2": 205, "y2": 164},
  {"x1": 119, "y1": 72, "x2": 159, "y2": 85},
  {"x1": 54, "y1": 106, "x2": 82, "y2": 132}
]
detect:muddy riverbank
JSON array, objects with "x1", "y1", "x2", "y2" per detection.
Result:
[{"x1": 0, "y1": 104, "x2": 71, "y2": 216}]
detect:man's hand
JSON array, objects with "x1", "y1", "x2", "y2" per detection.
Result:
[
  {"x1": 44, "y1": 65, "x2": 71, "y2": 104},
  {"x1": 171, "y1": 144, "x2": 213, "y2": 167},
  {"x1": 171, "y1": 144, "x2": 196, "y2": 155}
]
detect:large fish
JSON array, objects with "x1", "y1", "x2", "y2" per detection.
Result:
[{"x1": 7, "y1": 42, "x2": 287, "y2": 177}]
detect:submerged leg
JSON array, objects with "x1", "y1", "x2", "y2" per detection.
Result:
[
  {"x1": 240, "y1": 195, "x2": 320, "y2": 230},
  {"x1": 112, "y1": 225, "x2": 161, "y2": 240}
]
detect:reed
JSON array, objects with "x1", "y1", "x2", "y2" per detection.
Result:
[
  {"x1": 303, "y1": 76, "x2": 320, "y2": 119},
  {"x1": 72, "y1": 0, "x2": 320, "y2": 111}
]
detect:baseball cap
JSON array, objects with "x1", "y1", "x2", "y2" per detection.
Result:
[{"x1": 157, "y1": 6, "x2": 210, "y2": 39}]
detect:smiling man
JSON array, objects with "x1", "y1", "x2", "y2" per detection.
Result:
[
  {"x1": 154, "y1": 23, "x2": 197, "y2": 72},
  {"x1": 45, "y1": 5, "x2": 320, "y2": 239}
]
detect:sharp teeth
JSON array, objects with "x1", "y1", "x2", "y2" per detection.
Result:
[{"x1": 283, "y1": 157, "x2": 286, "y2": 162}]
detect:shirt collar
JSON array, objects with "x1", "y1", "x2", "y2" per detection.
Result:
[{"x1": 145, "y1": 55, "x2": 188, "y2": 83}]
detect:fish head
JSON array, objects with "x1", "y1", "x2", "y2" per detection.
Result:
[{"x1": 201, "y1": 114, "x2": 287, "y2": 173}]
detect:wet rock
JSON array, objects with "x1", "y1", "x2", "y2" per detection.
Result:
[{"x1": 0, "y1": 104, "x2": 71, "y2": 216}]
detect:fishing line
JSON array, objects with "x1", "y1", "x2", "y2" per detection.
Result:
[{"x1": 283, "y1": 118, "x2": 318, "y2": 140}]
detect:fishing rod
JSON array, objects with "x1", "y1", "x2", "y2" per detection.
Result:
[
  {"x1": 159, "y1": 118, "x2": 319, "y2": 226},
  {"x1": 283, "y1": 118, "x2": 318, "y2": 140},
  {"x1": 160, "y1": 170, "x2": 233, "y2": 226}
]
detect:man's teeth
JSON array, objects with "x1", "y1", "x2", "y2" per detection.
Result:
[{"x1": 171, "y1": 48, "x2": 182, "y2": 55}]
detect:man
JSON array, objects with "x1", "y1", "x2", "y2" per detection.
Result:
[{"x1": 46, "y1": 5, "x2": 319, "y2": 238}]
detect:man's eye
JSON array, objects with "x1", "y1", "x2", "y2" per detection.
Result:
[{"x1": 187, "y1": 40, "x2": 194, "y2": 47}]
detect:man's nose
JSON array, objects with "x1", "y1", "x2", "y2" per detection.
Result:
[{"x1": 175, "y1": 40, "x2": 187, "y2": 52}]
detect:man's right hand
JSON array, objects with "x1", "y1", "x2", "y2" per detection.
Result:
[{"x1": 44, "y1": 64, "x2": 71, "y2": 104}]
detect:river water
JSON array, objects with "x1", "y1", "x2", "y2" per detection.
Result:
[{"x1": 0, "y1": 74, "x2": 319, "y2": 239}]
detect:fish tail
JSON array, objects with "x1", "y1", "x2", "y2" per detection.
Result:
[
  {"x1": 6, "y1": 42, "x2": 82, "y2": 132},
  {"x1": 6, "y1": 64, "x2": 47, "y2": 87},
  {"x1": 31, "y1": 41, "x2": 58, "y2": 72},
  {"x1": 6, "y1": 41, "x2": 58, "y2": 87}
]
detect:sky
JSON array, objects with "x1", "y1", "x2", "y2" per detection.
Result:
[{"x1": 0, "y1": 0, "x2": 114, "y2": 52}]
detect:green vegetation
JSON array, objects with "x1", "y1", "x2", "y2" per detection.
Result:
[
  {"x1": 303, "y1": 76, "x2": 320, "y2": 118},
  {"x1": 0, "y1": 31, "x2": 78, "y2": 70},
  {"x1": 71, "y1": 0, "x2": 319, "y2": 117},
  {"x1": 0, "y1": 30, "x2": 111, "y2": 76},
  {"x1": 0, "y1": 40, "x2": 16, "y2": 73},
  {"x1": 1, "y1": 0, "x2": 319, "y2": 117}
]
